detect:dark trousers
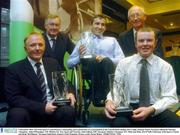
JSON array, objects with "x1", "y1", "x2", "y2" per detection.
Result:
[
  {"x1": 6, "y1": 106, "x2": 75, "y2": 127},
  {"x1": 111, "y1": 109, "x2": 180, "y2": 127},
  {"x1": 81, "y1": 57, "x2": 115, "y2": 105}
]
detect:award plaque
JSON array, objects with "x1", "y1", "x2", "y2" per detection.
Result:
[
  {"x1": 109, "y1": 74, "x2": 133, "y2": 116},
  {"x1": 52, "y1": 71, "x2": 70, "y2": 106}
]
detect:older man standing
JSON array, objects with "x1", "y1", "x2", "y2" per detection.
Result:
[
  {"x1": 118, "y1": 6, "x2": 163, "y2": 58},
  {"x1": 43, "y1": 14, "x2": 75, "y2": 71}
]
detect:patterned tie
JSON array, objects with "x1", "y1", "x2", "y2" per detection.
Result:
[
  {"x1": 35, "y1": 62, "x2": 47, "y2": 102},
  {"x1": 139, "y1": 59, "x2": 150, "y2": 106},
  {"x1": 51, "y1": 38, "x2": 56, "y2": 51}
]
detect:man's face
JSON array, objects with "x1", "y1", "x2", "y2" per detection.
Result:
[
  {"x1": 91, "y1": 17, "x2": 106, "y2": 36},
  {"x1": 128, "y1": 7, "x2": 146, "y2": 30},
  {"x1": 136, "y1": 31, "x2": 156, "y2": 58},
  {"x1": 45, "y1": 18, "x2": 60, "y2": 37},
  {"x1": 24, "y1": 34, "x2": 45, "y2": 62}
]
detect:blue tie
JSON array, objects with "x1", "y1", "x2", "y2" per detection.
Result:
[
  {"x1": 35, "y1": 63, "x2": 47, "y2": 102},
  {"x1": 139, "y1": 59, "x2": 150, "y2": 106}
]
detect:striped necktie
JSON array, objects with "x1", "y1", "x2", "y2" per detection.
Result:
[
  {"x1": 35, "y1": 62, "x2": 47, "y2": 102},
  {"x1": 139, "y1": 59, "x2": 150, "y2": 106}
]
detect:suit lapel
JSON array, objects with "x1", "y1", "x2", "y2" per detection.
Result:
[
  {"x1": 42, "y1": 59, "x2": 53, "y2": 92},
  {"x1": 23, "y1": 58, "x2": 42, "y2": 91},
  {"x1": 128, "y1": 29, "x2": 137, "y2": 52},
  {"x1": 43, "y1": 34, "x2": 54, "y2": 55}
]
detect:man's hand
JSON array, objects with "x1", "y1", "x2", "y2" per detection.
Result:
[
  {"x1": 66, "y1": 93, "x2": 76, "y2": 106},
  {"x1": 45, "y1": 101, "x2": 57, "y2": 114},
  {"x1": 105, "y1": 100, "x2": 117, "y2": 119},
  {"x1": 132, "y1": 106, "x2": 155, "y2": 121},
  {"x1": 96, "y1": 55, "x2": 105, "y2": 62},
  {"x1": 79, "y1": 45, "x2": 86, "y2": 55}
]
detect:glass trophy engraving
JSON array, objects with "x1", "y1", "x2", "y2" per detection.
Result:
[
  {"x1": 80, "y1": 31, "x2": 95, "y2": 59},
  {"x1": 52, "y1": 71, "x2": 70, "y2": 106},
  {"x1": 109, "y1": 74, "x2": 133, "y2": 116}
]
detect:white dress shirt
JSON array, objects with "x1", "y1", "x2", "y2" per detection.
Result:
[
  {"x1": 67, "y1": 33, "x2": 125, "y2": 68},
  {"x1": 28, "y1": 57, "x2": 53, "y2": 102},
  {"x1": 107, "y1": 53, "x2": 178, "y2": 115},
  {"x1": 46, "y1": 33, "x2": 57, "y2": 48}
]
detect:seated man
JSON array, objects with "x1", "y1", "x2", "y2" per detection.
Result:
[
  {"x1": 67, "y1": 15, "x2": 124, "y2": 105},
  {"x1": 5, "y1": 32, "x2": 76, "y2": 127},
  {"x1": 105, "y1": 27, "x2": 180, "y2": 127}
]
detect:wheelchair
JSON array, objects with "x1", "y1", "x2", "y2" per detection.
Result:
[{"x1": 71, "y1": 56, "x2": 115, "y2": 125}]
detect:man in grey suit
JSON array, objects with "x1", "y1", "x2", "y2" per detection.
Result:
[
  {"x1": 5, "y1": 32, "x2": 76, "y2": 127},
  {"x1": 118, "y1": 6, "x2": 163, "y2": 58}
]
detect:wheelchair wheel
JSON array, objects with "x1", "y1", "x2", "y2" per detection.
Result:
[
  {"x1": 82, "y1": 110, "x2": 89, "y2": 125},
  {"x1": 71, "y1": 66, "x2": 83, "y2": 118}
]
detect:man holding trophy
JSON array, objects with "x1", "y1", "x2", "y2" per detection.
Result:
[
  {"x1": 5, "y1": 32, "x2": 76, "y2": 127},
  {"x1": 67, "y1": 15, "x2": 124, "y2": 105},
  {"x1": 105, "y1": 27, "x2": 180, "y2": 127}
]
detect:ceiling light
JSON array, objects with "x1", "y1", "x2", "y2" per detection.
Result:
[{"x1": 170, "y1": 22, "x2": 174, "y2": 26}]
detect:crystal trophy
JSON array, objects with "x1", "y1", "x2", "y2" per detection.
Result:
[
  {"x1": 52, "y1": 71, "x2": 70, "y2": 106},
  {"x1": 109, "y1": 74, "x2": 133, "y2": 116},
  {"x1": 80, "y1": 31, "x2": 95, "y2": 59}
]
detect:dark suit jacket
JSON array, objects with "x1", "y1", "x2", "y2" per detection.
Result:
[
  {"x1": 118, "y1": 28, "x2": 164, "y2": 57},
  {"x1": 43, "y1": 32, "x2": 75, "y2": 70},
  {"x1": 5, "y1": 58, "x2": 62, "y2": 115}
]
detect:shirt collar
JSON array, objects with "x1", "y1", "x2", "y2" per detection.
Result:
[
  {"x1": 27, "y1": 57, "x2": 43, "y2": 67},
  {"x1": 135, "y1": 53, "x2": 154, "y2": 66},
  {"x1": 133, "y1": 28, "x2": 137, "y2": 37},
  {"x1": 91, "y1": 33, "x2": 104, "y2": 39},
  {"x1": 46, "y1": 33, "x2": 57, "y2": 41}
]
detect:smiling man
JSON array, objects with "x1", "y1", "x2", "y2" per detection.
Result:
[
  {"x1": 42, "y1": 14, "x2": 75, "y2": 71},
  {"x1": 105, "y1": 27, "x2": 180, "y2": 127},
  {"x1": 67, "y1": 15, "x2": 124, "y2": 105},
  {"x1": 5, "y1": 32, "x2": 76, "y2": 127},
  {"x1": 118, "y1": 6, "x2": 163, "y2": 58}
]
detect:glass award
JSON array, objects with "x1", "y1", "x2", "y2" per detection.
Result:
[
  {"x1": 52, "y1": 71, "x2": 70, "y2": 106},
  {"x1": 109, "y1": 74, "x2": 133, "y2": 116},
  {"x1": 80, "y1": 31, "x2": 95, "y2": 59}
]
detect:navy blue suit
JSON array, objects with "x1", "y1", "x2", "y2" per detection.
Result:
[
  {"x1": 5, "y1": 58, "x2": 75, "y2": 127},
  {"x1": 118, "y1": 28, "x2": 164, "y2": 57},
  {"x1": 43, "y1": 32, "x2": 75, "y2": 70}
]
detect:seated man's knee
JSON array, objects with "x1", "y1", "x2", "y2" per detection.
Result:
[
  {"x1": 6, "y1": 108, "x2": 30, "y2": 127},
  {"x1": 101, "y1": 58, "x2": 115, "y2": 71},
  {"x1": 54, "y1": 106, "x2": 75, "y2": 126},
  {"x1": 102, "y1": 57, "x2": 113, "y2": 65},
  {"x1": 62, "y1": 106, "x2": 75, "y2": 118},
  {"x1": 111, "y1": 117, "x2": 131, "y2": 127}
]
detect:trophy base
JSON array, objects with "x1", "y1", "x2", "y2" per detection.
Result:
[
  {"x1": 80, "y1": 54, "x2": 94, "y2": 59},
  {"x1": 116, "y1": 106, "x2": 133, "y2": 117},
  {"x1": 53, "y1": 99, "x2": 70, "y2": 106}
]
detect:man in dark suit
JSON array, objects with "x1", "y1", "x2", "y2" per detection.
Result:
[
  {"x1": 5, "y1": 32, "x2": 76, "y2": 127},
  {"x1": 43, "y1": 14, "x2": 75, "y2": 70},
  {"x1": 118, "y1": 6, "x2": 163, "y2": 58}
]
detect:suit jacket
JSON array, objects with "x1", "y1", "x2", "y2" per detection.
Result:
[
  {"x1": 43, "y1": 32, "x2": 75, "y2": 70},
  {"x1": 118, "y1": 28, "x2": 164, "y2": 57},
  {"x1": 5, "y1": 58, "x2": 62, "y2": 115}
]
